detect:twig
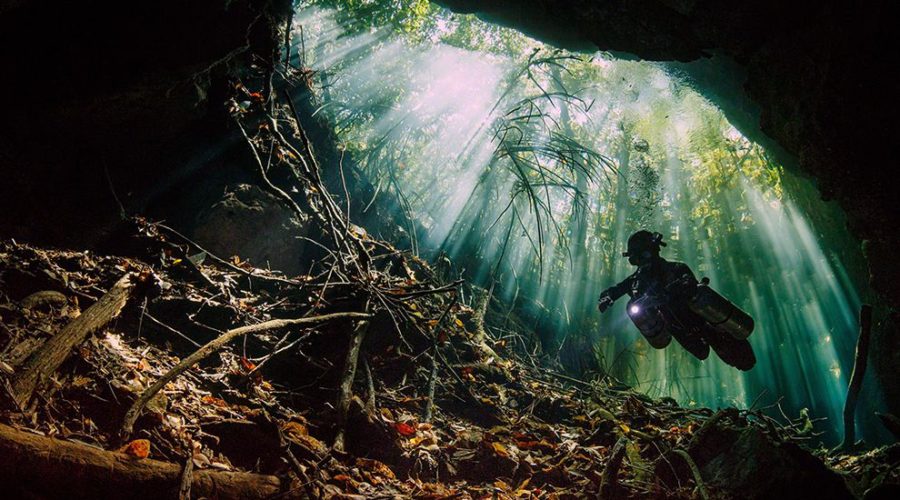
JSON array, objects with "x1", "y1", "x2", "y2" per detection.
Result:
[
  {"x1": 411, "y1": 291, "x2": 459, "y2": 423},
  {"x1": 144, "y1": 312, "x2": 202, "y2": 348},
  {"x1": 672, "y1": 449, "x2": 710, "y2": 500},
  {"x1": 121, "y1": 312, "x2": 371, "y2": 437},
  {"x1": 395, "y1": 280, "x2": 465, "y2": 300},
  {"x1": 154, "y1": 223, "x2": 302, "y2": 286}
]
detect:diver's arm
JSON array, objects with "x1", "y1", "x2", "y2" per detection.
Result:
[{"x1": 598, "y1": 276, "x2": 633, "y2": 312}]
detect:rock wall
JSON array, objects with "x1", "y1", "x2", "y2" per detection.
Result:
[{"x1": 0, "y1": 0, "x2": 291, "y2": 246}]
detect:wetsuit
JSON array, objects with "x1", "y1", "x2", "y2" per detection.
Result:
[{"x1": 601, "y1": 257, "x2": 710, "y2": 359}]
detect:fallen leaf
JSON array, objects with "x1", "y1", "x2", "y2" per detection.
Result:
[
  {"x1": 240, "y1": 356, "x2": 256, "y2": 372},
  {"x1": 201, "y1": 395, "x2": 228, "y2": 408},
  {"x1": 119, "y1": 439, "x2": 150, "y2": 459},
  {"x1": 356, "y1": 458, "x2": 396, "y2": 480},
  {"x1": 282, "y1": 421, "x2": 309, "y2": 436},
  {"x1": 395, "y1": 422, "x2": 416, "y2": 437}
]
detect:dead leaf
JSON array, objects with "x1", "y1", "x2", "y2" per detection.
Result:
[
  {"x1": 119, "y1": 439, "x2": 150, "y2": 459},
  {"x1": 491, "y1": 441, "x2": 509, "y2": 457},
  {"x1": 395, "y1": 422, "x2": 416, "y2": 437},
  {"x1": 201, "y1": 395, "x2": 228, "y2": 408}
]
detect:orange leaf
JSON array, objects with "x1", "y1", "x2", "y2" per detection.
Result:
[
  {"x1": 119, "y1": 439, "x2": 150, "y2": 459},
  {"x1": 201, "y1": 395, "x2": 227, "y2": 407},
  {"x1": 491, "y1": 441, "x2": 509, "y2": 457},
  {"x1": 394, "y1": 422, "x2": 416, "y2": 437},
  {"x1": 282, "y1": 421, "x2": 309, "y2": 436}
]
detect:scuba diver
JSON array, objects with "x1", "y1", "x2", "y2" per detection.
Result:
[{"x1": 597, "y1": 230, "x2": 756, "y2": 370}]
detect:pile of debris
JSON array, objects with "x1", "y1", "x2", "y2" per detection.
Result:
[{"x1": 0, "y1": 228, "x2": 893, "y2": 499}]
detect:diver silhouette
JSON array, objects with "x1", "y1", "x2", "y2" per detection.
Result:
[{"x1": 598, "y1": 230, "x2": 756, "y2": 370}]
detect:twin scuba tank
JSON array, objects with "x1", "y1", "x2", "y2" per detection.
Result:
[{"x1": 627, "y1": 278, "x2": 754, "y2": 347}]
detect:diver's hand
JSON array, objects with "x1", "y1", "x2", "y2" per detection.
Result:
[{"x1": 597, "y1": 294, "x2": 614, "y2": 313}]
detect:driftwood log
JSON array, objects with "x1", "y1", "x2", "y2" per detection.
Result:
[
  {"x1": 0, "y1": 423, "x2": 295, "y2": 499},
  {"x1": 9, "y1": 273, "x2": 135, "y2": 409}
]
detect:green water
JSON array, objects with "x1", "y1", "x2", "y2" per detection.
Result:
[{"x1": 290, "y1": 4, "x2": 886, "y2": 444}]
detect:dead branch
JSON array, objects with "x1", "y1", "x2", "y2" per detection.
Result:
[
  {"x1": 0, "y1": 423, "x2": 294, "y2": 499},
  {"x1": 672, "y1": 449, "x2": 710, "y2": 500},
  {"x1": 9, "y1": 273, "x2": 135, "y2": 409},
  {"x1": 364, "y1": 356, "x2": 376, "y2": 414},
  {"x1": 422, "y1": 294, "x2": 457, "y2": 423},
  {"x1": 839, "y1": 304, "x2": 873, "y2": 450},
  {"x1": 177, "y1": 454, "x2": 193, "y2": 500},
  {"x1": 121, "y1": 311, "x2": 371, "y2": 437},
  {"x1": 600, "y1": 436, "x2": 628, "y2": 498},
  {"x1": 333, "y1": 302, "x2": 371, "y2": 452},
  {"x1": 395, "y1": 279, "x2": 465, "y2": 300},
  {"x1": 423, "y1": 351, "x2": 438, "y2": 423}
]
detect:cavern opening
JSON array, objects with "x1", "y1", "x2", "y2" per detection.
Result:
[{"x1": 1, "y1": 1, "x2": 898, "y2": 498}]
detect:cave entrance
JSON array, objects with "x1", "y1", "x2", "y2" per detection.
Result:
[{"x1": 291, "y1": 2, "x2": 886, "y2": 444}]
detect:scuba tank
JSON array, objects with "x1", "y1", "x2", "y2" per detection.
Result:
[
  {"x1": 686, "y1": 280, "x2": 755, "y2": 340},
  {"x1": 626, "y1": 296, "x2": 672, "y2": 349}
]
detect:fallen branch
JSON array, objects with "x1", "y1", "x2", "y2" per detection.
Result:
[
  {"x1": 672, "y1": 449, "x2": 710, "y2": 500},
  {"x1": 0, "y1": 423, "x2": 294, "y2": 499},
  {"x1": 363, "y1": 356, "x2": 376, "y2": 414},
  {"x1": 839, "y1": 304, "x2": 873, "y2": 450},
  {"x1": 333, "y1": 302, "x2": 371, "y2": 452},
  {"x1": 396, "y1": 279, "x2": 464, "y2": 300},
  {"x1": 177, "y1": 454, "x2": 193, "y2": 500},
  {"x1": 422, "y1": 352, "x2": 438, "y2": 423},
  {"x1": 599, "y1": 436, "x2": 628, "y2": 498},
  {"x1": 121, "y1": 311, "x2": 371, "y2": 436},
  {"x1": 9, "y1": 273, "x2": 135, "y2": 409},
  {"x1": 422, "y1": 294, "x2": 457, "y2": 423}
]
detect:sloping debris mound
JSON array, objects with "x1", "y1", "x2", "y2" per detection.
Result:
[{"x1": 1, "y1": 233, "x2": 894, "y2": 499}]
